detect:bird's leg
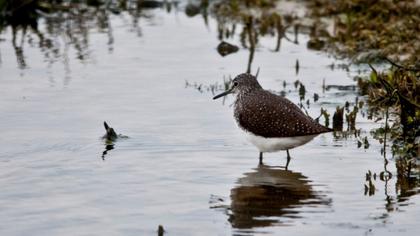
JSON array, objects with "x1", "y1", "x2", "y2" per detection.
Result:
[
  {"x1": 285, "y1": 150, "x2": 291, "y2": 170},
  {"x1": 259, "y1": 152, "x2": 263, "y2": 165}
]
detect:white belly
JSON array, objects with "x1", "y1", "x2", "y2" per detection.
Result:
[{"x1": 246, "y1": 132, "x2": 318, "y2": 152}]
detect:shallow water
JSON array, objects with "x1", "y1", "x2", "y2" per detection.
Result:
[{"x1": 0, "y1": 2, "x2": 419, "y2": 236}]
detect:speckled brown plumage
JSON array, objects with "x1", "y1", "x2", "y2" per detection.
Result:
[{"x1": 232, "y1": 73, "x2": 331, "y2": 138}]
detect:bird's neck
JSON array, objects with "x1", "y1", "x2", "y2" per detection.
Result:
[
  {"x1": 235, "y1": 88, "x2": 260, "y2": 108},
  {"x1": 237, "y1": 87, "x2": 260, "y2": 99}
]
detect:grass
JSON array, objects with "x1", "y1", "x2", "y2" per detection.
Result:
[{"x1": 306, "y1": 0, "x2": 419, "y2": 180}]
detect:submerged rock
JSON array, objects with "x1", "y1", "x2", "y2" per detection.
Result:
[
  {"x1": 185, "y1": 3, "x2": 200, "y2": 17},
  {"x1": 307, "y1": 38, "x2": 325, "y2": 51},
  {"x1": 217, "y1": 41, "x2": 239, "y2": 57},
  {"x1": 138, "y1": 0, "x2": 163, "y2": 9}
]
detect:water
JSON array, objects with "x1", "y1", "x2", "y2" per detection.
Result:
[{"x1": 0, "y1": 1, "x2": 418, "y2": 235}]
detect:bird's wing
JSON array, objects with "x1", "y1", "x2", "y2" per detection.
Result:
[{"x1": 235, "y1": 92, "x2": 330, "y2": 138}]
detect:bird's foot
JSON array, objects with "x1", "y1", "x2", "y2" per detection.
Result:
[{"x1": 285, "y1": 150, "x2": 291, "y2": 170}]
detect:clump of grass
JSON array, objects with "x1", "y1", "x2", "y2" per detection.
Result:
[
  {"x1": 298, "y1": 82, "x2": 306, "y2": 101},
  {"x1": 320, "y1": 108, "x2": 330, "y2": 128},
  {"x1": 307, "y1": 0, "x2": 420, "y2": 65},
  {"x1": 345, "y1": 105, "x2": 358, "y2": 131},
  {"x1": 185, "y1": 76, "x2": 232, "y2": 95},
  {"x1": 359, "y1": 63, "x2": 420, "y2": 177}
]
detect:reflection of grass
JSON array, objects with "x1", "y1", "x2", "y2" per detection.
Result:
[
  {"x1": 211, "y1": 0, "x2": 298, "y2": 72},
  {"x1": 0, "y1": 0, "x2": 169, "y2": 69}
]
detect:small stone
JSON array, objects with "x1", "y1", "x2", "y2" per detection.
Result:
[{"x1": 217, "y1": 41, "x2": 239, "y2": 57}]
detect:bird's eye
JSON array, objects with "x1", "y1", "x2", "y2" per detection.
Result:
[{"x1": 233, "y1": 81, "x2": 239, "y2": 86}]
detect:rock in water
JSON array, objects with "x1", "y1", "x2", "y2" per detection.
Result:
[
  {"x1": 217, "y1": 41, "x2": 239, "y2": 57},
  {"x1": 138, "y1": 0, "x2": 163, "y2": 9}
]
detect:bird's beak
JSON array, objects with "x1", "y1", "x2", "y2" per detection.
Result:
[{"x1": 213, "y1": 87, "x2": 234, "y2": 100}]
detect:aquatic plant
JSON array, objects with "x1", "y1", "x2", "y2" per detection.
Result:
[
  {"x1": 185, "y1": 76, "x2": 232, "y2": 95},
  {"x1": 359, "y1": 64, "x2": 420, "y2": 179}
]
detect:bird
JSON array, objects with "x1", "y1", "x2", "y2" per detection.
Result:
[
  {"x1": 103, "y1": 121, "x2": 118, "y2": 141},
  {"x1": 213, "y1": 73, "x2": 332, "y2": 169},
  {"x1": 101, "y1": 122, "x2": 129, "y2": 160}
]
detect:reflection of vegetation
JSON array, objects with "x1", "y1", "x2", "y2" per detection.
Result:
[
  {"x1": 364, "y1": 149, "x2": 418, "y2": 216},
  {"x1": 364, "y1": 170, "x2": 376, "y2": 196},
  {"x1": 0, "y1": 0, "x2": 169, "y2": 70},
  {"x1": 0, "y1": 0, "x2": 39, "y2": 68},
  {"x1": 0, "y1": 0, "x2": 298, "y2": 73},
  {"x1": 211, "y1": 0, "x2": 297, "y2": 72}
]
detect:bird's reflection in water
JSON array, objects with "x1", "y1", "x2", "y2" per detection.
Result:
[
  {"x1": 101, "y1": 144, "x2": 114, "y2": 161},
  {"x1": 228, "y1": 164, "x2": 330, "y2": 229}
]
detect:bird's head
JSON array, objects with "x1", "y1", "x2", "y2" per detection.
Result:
[{"x1": 213, "y1": 73, "x2": 262, "y2": 100}]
